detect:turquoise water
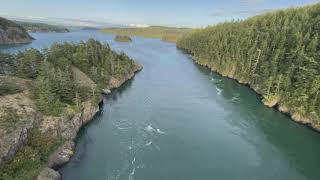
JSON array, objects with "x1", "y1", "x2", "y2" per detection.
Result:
[{"x1": 2, "y1": 31, "x2": 320, "y2": 180}]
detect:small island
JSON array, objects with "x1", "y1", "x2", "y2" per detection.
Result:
[
  {"x1": 114, "y1": 35, "x2": 132, "y2": 42},
  {"x1": 102, "y1": 26, "x2": 191, "y2": 43}
]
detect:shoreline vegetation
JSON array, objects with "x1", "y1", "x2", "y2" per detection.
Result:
[
  {"x1": 102, "y1": 26, "x2": 191, "y2": 43},
  {"x1": 177, "y1": 3, "x2": 320, "y2": 132},
  {"x1": 114, "y1": 35, "x2": 132, "y2": 42},
  {"x1": 15, "y1": 21, "x2": 70, "y2": 33},
  {"x1": 0, "y1": 39, "x2": 142, "y2": 179}
]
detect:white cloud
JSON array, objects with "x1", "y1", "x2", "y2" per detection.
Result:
[{"x1": 128, "y1": 24, "x2": 150, "y2": 28}]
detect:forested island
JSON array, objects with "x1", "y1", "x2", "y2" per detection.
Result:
[
  {"x1": 81, "y1": 27, "x2": 100, "y2": 31},
  {"x1": 102, "y1": 26, "x2": 191, "y2": 42},
  {"x1": 0, "y1": 39, "x2": 142, "y2": 179},
  {"x1": 114, "y1": 35, "x2": 132, "y2": 42},
  {"x1": 0, "y1": 17, "x2": 34, "y2": 44},
  {"x1": 177, "y1": 4, "x2": 320, "y2": 130},
  {"x1": 16, "y1": 21, "x2": 70, "y2": 33}
]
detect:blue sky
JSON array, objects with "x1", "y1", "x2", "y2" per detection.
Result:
[{"x1": 1, "y1": 0, "x2": 319, "y2": 27}]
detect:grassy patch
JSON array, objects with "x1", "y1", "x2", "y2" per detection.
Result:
[
  {"x1": 0, "y1": 107, "x2": 20, "y2": 133},
  {"x1": 0, "y1": 81, "x2": 23, "y2": 96},
  {"x1": 0, "y1": 129, "x2": 63, "y2": 180}
]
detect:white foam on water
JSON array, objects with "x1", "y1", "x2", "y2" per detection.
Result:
[
  {"x1": 212, "y1": 79, "x2": 222, "y2": 84},
  {"x1": 131, "y1": 157, "x2": 136, "y2": 165},
  {"x1": 231, "y1": 96, "x2": 240, "y2": 102},
  {"x1": 146, "y1": 141, "x2": 152, "y2": 146},
  {"x1": 145, "y1": 125, "x2": 155, "y2": 132},
  {"x1": 137, "y1": 164, "x2": 145, "y2": 169},
  {"x1": 129, "y1": 168, "x2": 136, "y2": 180},
  {"x1": 216, "y1": 87, "x2": 222, "y2": 95},
  {"x1": 128, "y1": 146, "x2": 133, "y2": 150},
  {"x1": 156, "y1": 129, "x2": 166, "y2": 134}
]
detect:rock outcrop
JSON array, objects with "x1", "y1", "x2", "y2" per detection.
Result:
[
  {"x1": 37, "y1": 62, "x2": 143, "y2": 178},
  {"x1": 0, "y1": 91, "x2": 38, "y2": 165},
  {"x1": 0, "y1": 17, "x2": 34, "y2": 45},
  {"x1": 47, "y1": 141, "x2": 75, "y2": 169},
  {"x1": 109, "y1": 63, "x2": 143, "y2": 89},
  {"x1": 37, "y1": 100, "x2": 98, "y2": 169},
  {"x1": 37, "y1": 167, "x2": 61, "y2": 180},
  {"x1": 0, "y1": 55, "x2": 142, "y2": 178},
  {"x1": 193, "y1": 57, "x2": 320, "y2": 132}
]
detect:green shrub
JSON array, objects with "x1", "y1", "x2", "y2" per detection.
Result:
[{"x1": 0, "y1": 82, "x2": 22, "y2": 96}]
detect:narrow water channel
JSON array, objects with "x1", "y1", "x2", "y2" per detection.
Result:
[{"x1": 2, "y1": 30, "x2": 320, "y2": 180}]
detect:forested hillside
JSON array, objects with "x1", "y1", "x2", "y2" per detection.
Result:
[
  {"x1": 0, "y1": 39, "x2": 141, "y2": 179},
  {"x1": 0, "y1": 38, "x2": 138, "y2": 115},
  {"x1": 177, "y1": 4, "x2": 320, "y2": 129},
  {"x1": 16, "y1": 21, "x2": 69, "y2": 33}
]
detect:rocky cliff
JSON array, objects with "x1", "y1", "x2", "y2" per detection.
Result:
[
  {"x1": 0, "y1": 17, "x2": 34, "y2": 44},
  {"x1": 0, "y1": 64, "x2": 142, "y2": 179},
  {"x1": 177, "y1": 3, "x2": 320, "y2": 133},
  {"x1": 109, "y1": 63, "x2": 143, "y2": 89},
  {"x1": 192, "y1": 58, "x2": 320, "y2": 132},
  {"x1": 0, "y1": 39, "x2": 142, "y2": 179},
  {"x1": 38, "y1": 63, "x2": 142, "y2": 180}
]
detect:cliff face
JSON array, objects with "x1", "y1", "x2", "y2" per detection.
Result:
[
  {"x1": 0, "y1": 64, "x2": 142, "y2": 179},
  {"x1": 37, "y1": 62, "x2": 142, "y2": 180},
  {"x1": 0, "y1": 17, "x2": 34, "y2": 45},
  {"x1": 109, "y1": 63, "x2": 143, "y2": 89}
]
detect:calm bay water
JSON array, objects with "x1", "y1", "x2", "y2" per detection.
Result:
[{"x1": 1, "y1": 30, "x2": 320, "y2": 180}]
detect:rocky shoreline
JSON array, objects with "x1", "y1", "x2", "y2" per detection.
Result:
[
  {"x1": 37, "y1": 63, "x2": 142, "y2": 180},
  {"x1": 0, "y1": 62, "x2": 142, "y2": 180},
  {"x1": 192, "y1": 57, "x2": 320, "y2": 133}
]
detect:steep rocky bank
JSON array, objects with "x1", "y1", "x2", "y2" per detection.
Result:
[
  {"x1": 192, "y1": 57, "x2": 320, "y2": 132},
  {"x1": 0, "y1": 63, "x2": 142, "y2": 180},
  {"x1": 109, "y1": 63, "x2": 143, "y2": 89},
  {"x1": 176, "y1": 3, "x2": 320, "y2": 134},
  {"x1": 37, "y1": 62, "x2": 142, "y2": 180},
  {"x1": 0, "y1": 17, "x2": 34, "y2": 45}
]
